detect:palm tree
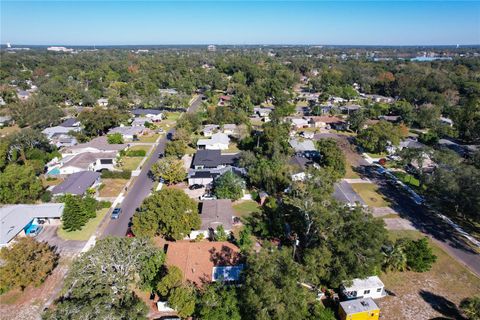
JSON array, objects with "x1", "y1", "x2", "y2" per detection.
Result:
[
  {"x1": 460, "y1": 295, "x2": 480, "y2": 320},
  {"x1": 383, "y1": 241, "x2": 407, "y2": 272}
]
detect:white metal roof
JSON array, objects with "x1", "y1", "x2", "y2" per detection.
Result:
[
  {"x1": 0, "y1": 203, "x2": 64, "y2": 245},
  {"x1": 342, "y1": 276, "x2": 384, "y2": 292}
]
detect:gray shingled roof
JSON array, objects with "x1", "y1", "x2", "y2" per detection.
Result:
[
  {"x1": 52, "y1": 171, "x2": 100, "y2": 195},
  {"x1": 192, "y1": 150, "x2": 239, "y2": 168},
  {"x1": 199, "y1": 200, "x2": 234, "y2": 231}
]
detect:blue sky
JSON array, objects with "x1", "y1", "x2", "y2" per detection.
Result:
[{"x1": 1, "y1": 1, "x2": 479, "y2": 45}]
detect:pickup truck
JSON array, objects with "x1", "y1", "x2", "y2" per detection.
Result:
[{"x1": 111, "y1": 208, "x2": 122, "y2": 219}]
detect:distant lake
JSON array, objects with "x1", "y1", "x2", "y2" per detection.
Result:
[{"x1": 411, "y1": 56, "x2": 453, "y2": 62}]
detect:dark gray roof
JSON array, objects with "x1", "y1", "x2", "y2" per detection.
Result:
[
  {"x1": 192, "y1": 150, "x2": 239, "y2": 168},
  {"x1": 190, "y1": 171, "x2": 220, "y2": 179},
  {"x1": 60, "y1": 118, "x2": 78, "y2": 127},
  {"x1": 199, "y1": 199, "x2": 234, "y2": 231},
  {"x1": 132, "y1": 108, "x2": 163, "y2": 116},
  {"x1": 52, "y1": 171, "x2": 101, "y2": 195}
]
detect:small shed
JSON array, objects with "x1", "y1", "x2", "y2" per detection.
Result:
[{"x1": 339, "y1": 298, "x2": 380, "y2": 320}]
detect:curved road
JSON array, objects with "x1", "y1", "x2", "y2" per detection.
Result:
[{"x1": 102, "y1": 95, "x2": 204, "y2": 237}]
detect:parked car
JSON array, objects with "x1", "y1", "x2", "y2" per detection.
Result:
[
  {"x1": 166, "y1": 132, "x2": 173, "y2": 140},
  {"x1": 158, "y1": 153, "x2": 164, "y2": 158},
  {"x1": 199, "y1": 193, "x2": 217, "y2": 201},
  {"x1": 27, "y1": 225, "x2": 43, "y2": 237},
  {"x1": 189, "y1": 184, "x2": 204, "y2": 190},
  {"x1": 126, "y1": 227, "x2": 135, "y2": 237},
  {"x1": 111, "y1": 208, "x2": 122, "y2": 219}
]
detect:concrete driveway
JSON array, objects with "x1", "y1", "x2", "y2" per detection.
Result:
[{"x1": 36, "y1": 225, "x2": 86, "y2": 254}]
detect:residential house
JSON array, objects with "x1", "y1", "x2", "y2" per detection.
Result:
[
  {"x1": 222, "y1": 124, "x2": 237, "y2": 135},
  {"x1": 189, "y1": 200, "x2": 235, "y2": 239},
  {"x1": 329, "y1": 96, "x2": 347, "y2": 104},
  {"x1": 0, "y1": 203, "x2": 65, "y2": 246},
  {"x1": 289, "y1": 117, "x2": 310, "y2": 129},
  {"x1": 131, "y1": 117, "x2": 151, "y2": 127},
  {"x1": 188, "y1": 150, "x2": 240, "y2": 186},
  {"x1": 131, "y1": 108, "x2": 163, "y2": 122},
  {"x1": 363, "y1": 94, "x2": 394, "y2": 104},
  {"x1": 49, "y1": 133, "x2": 78, "y2": 148},
  {"x1": 308, "y1": 115, "x2": 344, "y2": 129},
  {"x1": 289, "y1": 138, "x2": 316, "y2": 153},
  {"x1": 340, "y1": 276, "x2": 386, "y2": 300},
  {"x1": 42, "y1": 125, "x2": 80, "y2": 140},
  {"x1": 108, "y1": 125, "x2": 147, "y2": 141},
  {"x1": 97, "y1": 98, "x2": 108, "y2": 107},
  {"x1": 0, "y1": 97, "x2": 6, "y2": 106},
  {"x1": 289, "y1": 155, "x2": 315, "y2": 182},
  {"x1": 53, "y1": 151, "x2": 117, "y2": 175},
  {"x1": 253, "y1": 107, "x2": 272, "y2": 120},
  {"x1": 159, "y1": 88, "x2": 178, "y2": 95},
  {"x1": 379, "y1": 115, "x2": 401, "y2": 123},
  {"x1": 166, "y1": 241, "x2": 242, "y2": 286},
  {"x1": 197, "y1": 133, "x2": 230, "y2": 150},
  {"x1": 218, "y1": 95, "x2": 231, "y2": 106},
  {"x1": 59, "y1": 118, "x2": 81, "y2": 128},
  {"x1": 300, "y1": 131, "x2": 315, "y2": 139},
  {"x1": 202, "y1": 124, "x2": 220, "y2": 137},
  {"x1": 340, "y1": 105, "x2": 362, "y2": 114},
  {"x1": 51, "y1": 171, "x2": 101, "y2": 196},
  {"x1": 339, "y1": 298, "x2": 380, "y2": 320},
  {"x1": 62, "y1": 136, "x2": 126, "y2": 155},
  {"x1": 0, "y1": 115, "x2": 12, "y2": 127},
  {"x1": 439, "y1": 116, "x2": 454, "y2": 127},
  {"x1": 17, "y1": 89, "x2": 30, "y2": 101}
]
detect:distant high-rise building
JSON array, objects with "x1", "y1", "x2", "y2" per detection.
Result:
[{"x1": 207, "y1": 45, "x2": 216, "y2": 52}]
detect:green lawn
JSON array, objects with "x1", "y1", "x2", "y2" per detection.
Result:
[
  {"x1": 164, "y1": 111, "x2": 183, "y2": 122},
  {"x1": 137, "y1": 134, "x2": 160, "y2": 143},
  {"x1": 128, "y1": 145, "x2": 152, "y2": 153},
  {"x1": 226, "y1": 143, "x2": 240, "y2": 153},
  {"x1": 119, "y1": 157, "x2": 143, "y2": 171},
  {"x1": 366, "y1": 152, "x2": 387, "y2": 158},
  {"x1": 57, "y1": 208, "x2": 109, "y2": 241},
  {"x1": 233, "y1": 200, "x2": 261, "y2": 217},
  {"x1": 393, "y1": 171, "x2": 420, "y2": 187},
  {"x1": 344, "y1": 165, "x2": 360, "y2": 179},
  {"x1": 350, "y1": 183, "x2": 391, "y2": 207},
  {"x1": 0, "y1": 124, "x2": 21, "y2": 137}
]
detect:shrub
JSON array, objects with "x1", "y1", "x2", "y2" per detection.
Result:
[
  {"x1": 107, "y1": 133, "x2": 124, "y2": 144},
  {"x1": 40, "y1": 190, "x2": 52, "y2": 203},
  {"x1": 404, "y1": 237, "x2": 437, "y2": 272},
  {"x1": 101, "y1": 170, "x2": 132, "y2": 179},
  {"x1": 97, "y1": 200, "x2": 112, "y2": 209}
]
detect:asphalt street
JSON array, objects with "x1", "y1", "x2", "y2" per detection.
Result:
[{"x1": 102, "y1": 94, "x2": 204, "y2": 237}]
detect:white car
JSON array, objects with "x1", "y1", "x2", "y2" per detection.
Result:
[{"x1": 199, "y1": 194, "x2": 217, "y2": 201}]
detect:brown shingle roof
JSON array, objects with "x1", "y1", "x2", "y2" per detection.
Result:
[{"x1": 166, "y1": 241, "x2": 241, "y2": 286}]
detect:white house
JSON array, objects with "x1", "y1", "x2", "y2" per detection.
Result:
[
  {"x1": 42, "y1": 125, "x2": 80, "y2": 140},
  {"x1": 290, "y1": 118, "x2": 310, "y2": 129},
  {"x1": 340, "y1": 276, "x2": 387, "y2": 300},
  {"x1": 203, "y1": 124, "x2": 220, "y2": 137},
  {"x1": 108, "y1": 125, "x2": 146, "y2": 141},
  {"x1": 97, "y1": 98, "x2": 109, "y2": 107},
  {"x1": 197, "y1": 133, "x2": 230, "y2": 150},
  {"x1": 188, "y1": 200, "x2": 234, "y2": 239},
  {"x1": 131, "y1": 108, "x2": 163, "y2": 122},
  {"x1": 62, "y1": 136, "x2": 126, "y2": 156},
  {"x1": 54, "y1": 151, "x2": 118, "y2": 175}
]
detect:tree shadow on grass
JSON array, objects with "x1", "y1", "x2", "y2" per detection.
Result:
[{"x1": 419, "y1": 290, "x2": 465, "y2": 320}]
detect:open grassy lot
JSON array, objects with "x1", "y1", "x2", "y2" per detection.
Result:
[
  {"x1": 118, "y1": 156, "x2": 143, "y2": 171},
  {"x1": 137, "y1": 133, "x2": 160, "y2": 143},
  {"x1": 164, "y1": 111, "x2": 183, "y2": 122},
  {"x1": 0, "y1": 124, "x2": 20, "y2": 138},
  {"x1": 378, "y1": 230, "x2": 480, "y2": 320},
  {"x1": 57, "y1": 208, "x2": 109, "y2": 241},
  {"x1": 366, "y1": 152, "x2": 387, "y2": 158},
  {"x1": 233, "y1": 200, "x2": 261, "y2": 217},
  {"x1": 350, "y1": 183, "x2": 391, "y2": 207},
  {"x1": 128, "y1": 145, "x2": 152, "y2": 153},
  {"x1": 98, "y1": 178, "x2": 127, "y2": 197},
  {"x1": 344, "y1": 165, "x2": 360, "y2": 179},
  {"x1": 393, "y1": 171, "x2": 421, "y2": 188}
]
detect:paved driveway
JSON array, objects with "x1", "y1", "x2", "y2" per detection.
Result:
[{"x1": 36, "y1": 225, "x2": 86, "y2": 254}]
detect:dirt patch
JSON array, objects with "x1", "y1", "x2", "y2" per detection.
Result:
[
  {"x1": 0, "y1": 258, "x2": 72, "y2": 320},
  {"x1": 98, "y1": 178, "x2": 128, "y2": 197},
  {"x1": 378, "y1": 231, "x2": 480, "y2": 319}
]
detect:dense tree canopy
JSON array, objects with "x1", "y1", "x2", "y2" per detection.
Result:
[{"x1": 132, "y1": 188, "x2": 200, "y2": 239}]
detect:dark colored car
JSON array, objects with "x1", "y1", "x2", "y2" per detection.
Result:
[
  {"x1": 111, "y1": 208, "x2": 122, "y2": 219},
  {"x1": 158, "y1": 153, "x2": 164, "y2": 159},
  {"x1": 189, "y1": 184, "x2": 204, "y2": 190},
  {"x1": 166, "y1": 132, "x2": 173, "y2": 140},
  {"x1": 126, "y1": 227, "x2": 135, "y2": 237}
]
